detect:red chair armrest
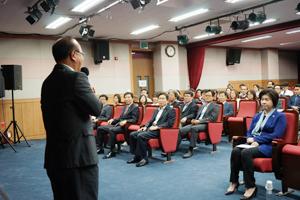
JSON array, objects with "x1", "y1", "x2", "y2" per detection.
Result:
[
  {"x1": 207, "y1": 122, "x2": 223, "y2": 144},
  {"x1": 160, "y1": 128, "x2": 179, "y2": 153}
]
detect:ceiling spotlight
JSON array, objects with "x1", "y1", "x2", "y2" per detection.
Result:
[
  {"x1": 25, "y1": 6, "x2": 42, "y2": 25},
  {"x1": 129, "y1": 0, "x2": 151, "y2": 10},
  {"x1": 230, "y1": 19, "x2": 249, "y2": 31},
  {"x1": 79, "y1": 25, "x2": 95, "y2": 40},
  {"x1": 205, "y1": 25, "x2": 222, "y2": 34},
  {"x1": 177, "y1": 34, "x2": 189, "y2": 46},
  {"x1": 248, "y1": 12, "x2": 266, "y2": 23},
  {"x1": 40, "y1": 0, "x2": 59, "y2": 14},
  {"x1": 296, "y1": 2, "x2": 300, "y2": 14}
]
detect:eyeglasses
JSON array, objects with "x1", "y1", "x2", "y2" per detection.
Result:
[{"x1": 75, "y1": 50, "x2": 85, "y2": 56}]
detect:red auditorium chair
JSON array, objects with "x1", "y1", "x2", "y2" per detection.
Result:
[
  {"x1": 196, "y1": 103, "x2": 223, "y2": 152},
  {"x1": 115, "y1": 106, "x2": 144, "y2": 148},
  {"x1": 127, "y1": 105, "x2": 158, "y2": 132},
  {"x1": 96, "y1": 104, "x2": 114, "y2": 127},
  {"x1": 232, "y1": 110, "x2": 298, "y2": 191},
  {"x1": 278, "y1": 97, "x2": 288, "y2": 110},
  {"x1": 147, "y1": 106, "x2": 180, "y2": 162},
  {"x1": 227, "y1": 100, "x2": 238, "y2": 117},
  {"x1": 98, "y1": 104, "x2": 124, "y2": 126},
  {"x1": 280, "y1": 138, "x2": 300, "y2": 194},
  {"x1": 227, "y1": 100, "x2": 258, "y2": 141}
]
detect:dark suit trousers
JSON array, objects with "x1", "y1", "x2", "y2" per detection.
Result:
[
  {"x1": 178, "y1": 124, "x2": 207, "y2": 148},
  {"x1": 130, "y1": 130, "x2": 159, "y2": 160},
  {"x1": 97, "y1": 125, "x2": 124, "y2": 150},
  {"x1": 230, "y1": 147, "x2": 266, "y2": 188},
  {"x1": 47, "y1": 165, "x2": 98, "y2": 200}
]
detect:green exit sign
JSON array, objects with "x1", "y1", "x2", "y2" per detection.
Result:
[{"x1": 140, "y1": 41, "x2": 149, "y2": 49}]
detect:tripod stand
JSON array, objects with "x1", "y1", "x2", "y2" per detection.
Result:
[{"x1": 3, "y1": 90, "x2": 30, "y2": 149}]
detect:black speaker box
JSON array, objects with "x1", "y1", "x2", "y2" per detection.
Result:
[
  {"x1": 226, "y1": 48, "x2": 242, "y2": 66},
  {"x1": 130, "y1": 0, "x2": 140, "y2": 9},
  {"x1": 93, "y1": 40, "x2": 110, "y2": 64},
  {"x1": 0, "y1": 69, "x2": 5, "y2": 98},
  {"x1": 1, "y1": 65, "x2": 22, "y2": 90}
]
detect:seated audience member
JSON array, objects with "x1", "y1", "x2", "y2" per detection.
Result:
[
  {"x1": 139, "y1": 94, "x2": 148, "y2": 112},
  {"x1": 253, "y1": 84, "x2": 261, "y2": 97},
  {"x1": 195, "y1": 89, "x2": 202, "y2": 100},
  {"x1": 280, "y1": 82, "x2": 294, "y2": 97},
  {"x1": 288, "y1": 84, "x2": 300, "y2": 111},
  {"x1": 246, "y1": 90, "x2": 257, "y2": 100},
  {"x1": 180, "y1": 91, "x2": 198, "y2": 127},
  {"x1": 239, "y1": 84, "x2": 248, "y2": 100},
  {"x1": 225, "y1": 89, "x2": 286, "y2": 199},
  {"x1": 151, "y1": 92, "x2": 159, "y2": 105},
  {"x1": 96, "y1": 92, "x2": 139, "y2": 158},
  {"x1": 96, "y1": 94, "x2": 113, "y2": 122},
  {"x1": 168, "y1": 89, "x2": 181, "y2": 107},
  {"x1": 225, "y1": 88, "x2": 231, "y2": 100},
  {"x1": 177, "y1": 89, "x2": 184, "y2": 101},
  {"x1": 218, "y1": 91, "x2": 234, "y2": 117},
  {"x1": 127, "y1": 92, "x2": 175, "y2": 167},
  {"x1": 178, "y1": 90, "x2": 219, "y2": 158},
  {"x1": 230, "y1": 89, "x2": 238, "y2": 100},
  {"x1": 227, "y1": 83, "x2": 234, "y2": 90},
  {"x1": 267, "y1": 81, "x2": 275, "y2": 89},
  {"x1": 141, "y1": 88, "x2": 153, "y2": 103},
  {"x1": 274, "y1": 85, "x2": 283, "y2": 109},
  {"x1": 113, "y1": 94, "x2": 122, "y2": 105}
]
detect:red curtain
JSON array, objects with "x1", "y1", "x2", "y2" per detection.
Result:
[{"x1": 187, "y1": 47, "x2": 205, "y2": 89}]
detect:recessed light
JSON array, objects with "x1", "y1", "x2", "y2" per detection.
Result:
[
  {"x1": 241, "y1": 35, "x2": 272, "y2": 43},
  {"x1": 249, "y1": 18, "x2": 277, "y2": 27},
  {"x1": 193, "y1": 32, "x2": 223, "y2": 40},
  {"x1": 157, "y1": 0, "x2": 168, "y2": 5},
  {"x1": 225, "y1": 0, "x2": 245, "y2": 4},
  {"x1": 72, "y1": 0, "x2": 105, "y2": 13},
  {"x1": 97, "y1": 0, "x2": 121, "y2": 13},
  {"x1": 45, "y1": 17, "x2": 72, "y2": 29},
  {"x1": 169, "y1": 8, "x2": 209, "y2": 22},
  {"x1": 131, "y1": 25, "x2": 160, "y2": 35}
]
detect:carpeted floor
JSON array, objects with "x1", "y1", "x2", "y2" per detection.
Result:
[{"x1": 0, "y1": 138, "x2": 299, "y2": 200}]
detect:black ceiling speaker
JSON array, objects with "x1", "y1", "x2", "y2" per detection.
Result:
[{"x1": 93, "y1": 40, "x2": 110, "y2": 64}]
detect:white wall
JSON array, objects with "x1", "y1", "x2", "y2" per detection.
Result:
[
  {"x1": 198, "y1": 47, "x2": 298, "y2": 89},
  {"x1": 199, "y1": 48, "x2": 262, "y2": 89}
]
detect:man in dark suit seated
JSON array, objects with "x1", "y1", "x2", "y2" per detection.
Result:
[
  {"x1": 41, "y1": 37, "x2": 102, "y2": 200},
  {"x1": 218, "y1": 91, "x2": 234, "y2": 117},
  {"x1": 180, "y1": 90, "x2": 198, "y2": 126},
  {"x1": 127, "y1": 92, "x2": 176, "y2": 167},
  {"x1": 168, "y1": 89, "x2": 182, "y2": 107},
  {"x1": 288, "y1": 84, "x2": 300, "y2": 111},
  {"x1": 96, "y1": 94, "x2": 113, "y2": 122},
  {"x1": 178, "y1": 89, "x2": 219, "y2": 158},
  {"x1": 97, "y1": 92, "x2": 139, "y2": 158}
]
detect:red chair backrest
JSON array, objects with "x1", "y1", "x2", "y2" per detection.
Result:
[
  {"x1": 137, "y1": 106, "x2": 144, "y2": 124},
  {"x1": 227, "y1": 100, "x2": 237, "y2": 116},
  {"x1": 141, "y1": 105, "x2": 158, "y2": 126},
  {"x1": 282, "y1": 110, "x2": 299, "y2": 144},
  {"x1": 114, "y1": 105, "x2": 124, "y2": 119},
  {"x1": 237, "y1": 100, "x2": 257, "y2": 118},
  {"x1": 172, "y1": 106, "x2": 180, "y2": 128},
  {"x1": 279, "y1": 97, "x2": 287, "y2": 110},
  {"x1": 216, "y1": 103, "x2": 223, "y2": 123}
]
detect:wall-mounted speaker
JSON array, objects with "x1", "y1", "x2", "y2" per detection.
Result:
[
  {"x1": 93, "y1": 40, "x2": 110, "y2": 64},
  {"x1": 0, "y1": 68, "x2": 5, "y2": 98},
  {"x1": 1, "y1": 65, "x2": 22, "y2": 90},
  {"x1": 226, "y1": 48, "x2": 242, "y2": 66}
]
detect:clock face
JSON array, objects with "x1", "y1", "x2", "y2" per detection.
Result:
[{"x1": 165, "y1": 45, "x2": 176, "y2": 57}]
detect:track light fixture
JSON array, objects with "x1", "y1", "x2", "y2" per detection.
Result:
[
  {"x1": 205, "y1": 24, "x2": 222, "y2": 34},
  {"x1": 79, "y1": 25, "x2": 95, "y2": 40},
  {"x1": 230, "y1": 19, "x2": 249, "y2": 31},
  {"x1": 248, "y1": 11, "x2": 266, "y2": 23},
  {"x1": 177, "y1": 34, "x2": 189, "y2": 46},
  {"x1": 129, "y1": 0, "x2": 151, "y2": 10},
  {"x1": 25, "y1": 6, "x2": 43, "y2": 25},
  {"x1": 40, "y1": 0, "x2": 59, "y2": 14}
]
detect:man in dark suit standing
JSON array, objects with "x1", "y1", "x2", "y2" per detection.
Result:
[
  {"x1": 41, "y1": 37, "x2": 102, "y2": 200},
  {"x1": 180, "y1": 90, "x2": 198, "y2": 126},
  {"x1": 97, "y1": 92, "x2": 139, "y2": 159},
  {"x1": 127, "y1": 92, "x2": 176, "y2": 167},
  {"x1": 178, "y1": 90, "x2": 219, "y2": 158}
]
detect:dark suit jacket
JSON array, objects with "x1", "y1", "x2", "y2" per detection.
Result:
[
  {"x1": 223, "y1": 102, "x2": 234, "y2": 117},
  {"x1": 180, "y1": 101, "x2": 198, "y2": 120},
  {"x1": 288, "y1": 95, "x2": 300, "y2": 108},
  {"x1": 41, "y1": 64, "x2": 102, "y2": 169},
  {"x1": 112, "y1": 103, "x2": 139, "y2": 125},
  {"x1": 145, "y1": 105, "x2": 176, "y2": 129},
  {"x1": 195, "y1": 102, "x2": 219, "y2": 123},
  {"x1": 169, "y1": 100, "x2": 182, "y2": 108},
  {"x1": 97, "y1": 104, "x2": 113, "y2": 121}
]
